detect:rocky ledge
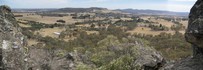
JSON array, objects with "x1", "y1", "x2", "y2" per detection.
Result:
[
  {"x1": 163, "y1": 0, "x2": 203, "y2": 70},
  {"x1": 0, "y1": 5, "x2": 27, "y2": 70}
]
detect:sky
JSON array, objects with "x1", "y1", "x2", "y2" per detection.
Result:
[{"x1": 0, "y1": 0, "x2": 197, "y2": 12}]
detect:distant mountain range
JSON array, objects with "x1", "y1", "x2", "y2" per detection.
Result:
[
  {"x1": 12, "y1": 7, "x2": 108, "y2": 13},
  {"x1": 12, "y1": 7, "x2": 189, "y2": 16},
  {"x1": 115, "y1": 9, "x2": 189, "y2": 16},
  {"x1": 12, "y1": 8, "x2": 57, "y2": 12},
  {"x1": 53, "y1": 7, "x2": 108, "y2": 13}
]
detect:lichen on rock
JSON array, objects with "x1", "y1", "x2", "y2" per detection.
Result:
[{"x1": 0, "y1": 5, "x2": 27, "y2": 70}]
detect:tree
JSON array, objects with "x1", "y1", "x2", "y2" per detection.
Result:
[
  {"x1": 159, "y1": 24, "x2": 162, "y2": 27},
  {"x1": 90, "y1": 24, "x2": 95, "y2": 28},
  {"x1": 56, "y1": 19, "x2": 66, "y2": 23}
]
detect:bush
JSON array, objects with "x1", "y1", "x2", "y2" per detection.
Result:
[
  {"x1": 90, "y1": 51, "x2": 116, "y2": 67},
  {"x1": 101, "y1": 55, "x2": 135, "y2": 70},
  {"x1": 56, "y1": 19, "x2": 66, "y2": 23},
  {"x1": 133, "y1": 32, "x2": 192, "y2": 60},
  {"x1": 76, "y1": 63, "x2": 94, "y2": 70}
]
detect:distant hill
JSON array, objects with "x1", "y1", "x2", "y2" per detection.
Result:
[
  {"x1": 115, "y1": 9, "x2": 189, "y2": 16},
  {"x1": 12, "y1": 8, "x2": 57, "y2": 12},
  {"x1": 12, "y1": 7, "x2": 109, "y2": 13},
  {"x1": 52, "y1": 7, "x2": 108, "y2": 13},
  {"x1": 12, "y1": 8, "x2": 189, "y2": 16}
]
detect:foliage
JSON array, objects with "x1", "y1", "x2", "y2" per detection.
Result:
[
  {"x1": 20, "y1": 20, "x2": 65, "y2": 31},
  {"x1": 76, "y1": 63, "x2": 95, "y2": 70},
  {"x1": 21, "y1": 18, "x2": 192, "y2": 68},
  {"x1": 101, "y1": 55, "x2": 135, "y2": 70},
  {"x1": 114, "y1": 20, "x2": 138, "y2": 30},
  {"x1": 171, "y1": 24, "x2": 186, "y2": 31},
  {"x1": 56, "y1": 19, "x2": 66, "y2": 23},
  {"x1": 90, "y1": 51, "x2": 116, "y2": 67},
  {"x1": 133, "y1": 31, "x2": 192, "y2": 60},
  {"x1": 97, "y1": 35, "x2": 120, "y2": 48},
  {"x1": 149, "y1": 24, "x2": 169, "y2": 31}
]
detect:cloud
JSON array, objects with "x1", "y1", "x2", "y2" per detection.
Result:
[
  {"x1": 5, "y1": 0, "x2": 71, "y2": 8},
  {"x1": 167, "y1": 4, "x2": 193, "y2": 12},
  {"x1": 12, "y1": 0, "x2": 70, "y2": 4},
  {"x1": 94, "y1": 0, "x2": 108, "y2": 2},
  {"x1": 87, "y1": 0, "x2": 118, "y2": 3},
  {"x1": 167, "y1": 0, "x2": 196, "y2": 12}
]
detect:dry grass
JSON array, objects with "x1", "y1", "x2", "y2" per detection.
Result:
[
  {"x1": 14, "y1": 13, "x2": 83, "y2": 24},
  {"x1": 17, "y1": 15, "x2": 75, "y2": 24},
  {"x1": 15, "y1": 13, "x2": 187, "y2": 37},
  {"x1": 141, "y1": 16, "x2": 189, "y2": 29},
  {"x1": 35, "y1": 27, "x2": 65, "y2": 38},
  {"x1": 127, "y1": 27, "x2": 185, "y2": 35},
  {"x1": 63, "y1": 37, "x2": 77, "y2": 42},
  {"x1": 121, "y1": 18, "x2": 133, "y2": 21},
  {"x1": 27, "y1": 39, "x2": 38, "y2": 46},
  {"x1": 180, "y1": 20, "x2": 188, "y2": 28},
  {"x1": 18, "y1": 20, "x2": 28, "y2": 23},
  {"x1": 140, "y1": 16, "x2": 151, "y2": 20},
  {"x1": 86, "y1": 31, "x2": 99, "y2": 35},
  {"x1": 76, "y1": 24, "x2": 91, "y2": 27},
  {"x1": 14, "y1": 13, "x2": 106, "y2": 24},
  {"x1": 150, "y1": 19, "x2": 174, "y2": 28},
  {"x1": 18, "y1": 23, "x2": 31, "y2": 27}
]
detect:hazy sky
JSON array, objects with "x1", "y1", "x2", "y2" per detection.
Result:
[{"x1": 0, "y1": 0, "x2": 197, "y2": 12}]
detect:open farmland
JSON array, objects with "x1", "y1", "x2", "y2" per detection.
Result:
[
  {"x1": 15, "y1": 12, "x2": 188, "y2": 37},
  {"x1": 14, "y1": 13, "x2": 106, "y2": 24},
  {"x1": 149, "y1": 18, "x2": 174, "y2": 28},
  {"x1": 180, "y1": 20, "x2": 188, "y2": 28},
  {"x1": 18, "y1": 23, "x2": 31, "y2": 27},
  {"x1": 127, "y1": 27, "x2": 185, "y2": 35},
  {"x1": 34, "y1": 27, "x2": 65, "y2": 38},
  {"x1": 27, "y1": 39, "x2": 39, "y2": 46},
  {"x1": 8, "y1": 6, "x2": 194, "y2": 70},
  {"x1": 14, "y1": 13, "x2": 77, "y2": 24}
]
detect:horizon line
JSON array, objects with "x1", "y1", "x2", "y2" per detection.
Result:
[{"x1": 11, "y1": 7, "x2": 190, "y2": 13}]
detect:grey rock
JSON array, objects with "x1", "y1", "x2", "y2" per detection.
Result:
[
  {"x1": 163, "y1": 0, "x2": 203, "y2": 70},
  {"x1": 131, "y1": 42, "x2": 165, "y2": 70},
  {"x1": 26, "y1": 48, "x2": 80, "y2": 70},
  {"x1": 185, "y1": 0, "x2": 203, "y2": 49},
  {"x1": 0, "y1": 5, "x2": 27, "y2": 70}
]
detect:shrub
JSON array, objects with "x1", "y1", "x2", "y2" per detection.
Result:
[
  {"x1": 100, "y1": 55, "x2": 135, "y2": 70},
  {"x1": 90, "y1": 51, "x2": 116, "y2": 67}
]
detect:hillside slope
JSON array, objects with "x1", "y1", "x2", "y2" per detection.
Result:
[{"x1": 2, "y1": 5, "x2": 167, "y2": 70}]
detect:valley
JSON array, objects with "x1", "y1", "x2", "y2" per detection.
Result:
[{"x1": 8, "y1": 7, "x2": 192, "y2": 69}]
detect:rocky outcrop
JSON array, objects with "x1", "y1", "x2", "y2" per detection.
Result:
[
  {"x1": 27, "y1": 48, "x2": 81, "y2": 70},
  {"x1": 26, "y1": 36, "x2": 165, "y2": 70},
  {"x1": 0, "y1": 6, "x2": 87, "y2": 70},
  {"x1": 185, "y1": 0, "x2": 203, "y2": 56},
  {"x1": 96, "y1": 36, "x2": 165, "y2": 70},
  {"x1": 129, "y1": 41, "x2": 165, "y2": 70},
  {"x1": 163, "y1": 0, "x2": 203, "y2": 70},
  {"x1": 0, "y1": 5, "x2": 27, "y2": 70}
]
